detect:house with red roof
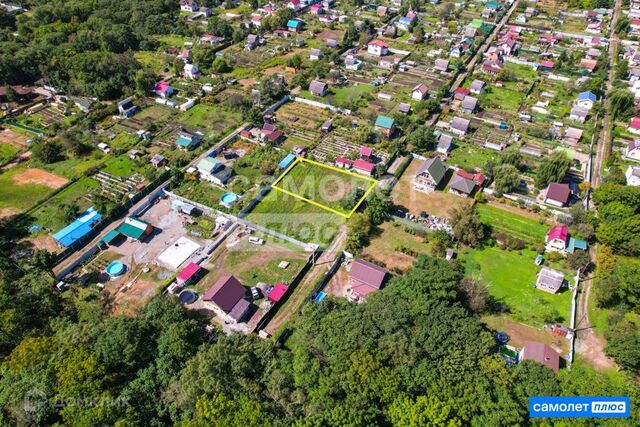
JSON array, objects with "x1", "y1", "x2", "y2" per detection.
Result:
[
  {"x1": 335, "y1": 157, "x2": 353, "y2": 169},
  {"x1": 453, "y1": 87, "x2": 470, "y2": 101},
  {"x1": 203, "y1": 275, "x2": 252, "y2": 322},
  {"x1": 267, "y1": 283, "x2": 288, "y2": 303},
  {"x1": 176, "y1": 262, "x2": 202, "y2": 285},
  {"x1": 310, "y1": 3, "x2": 322, "y2": 14},
  {"x1": 360, "y1": 146, "x2": 373, "y2": 162},
  {"x1": 367, "y1": 39, "x2": 389, "y2": 56},
  {"x1": 545, "y1": 225, "x2": 568, "y2": 253},
  {"x1": 153, "y1": 81, "x2": 174, "y2": 98},
  {"x1": 519, "y1": 341, "x2": 560, "y2": 372},
  {"x1": 629, "y1": 117, "x2": 640, "y2": 135},
  {"x1": 539, "y1": 60, "x2": 554, "y2": 71},
  {"x1": 348, "y1": 259, "x2": 388, "y2": 302},
  {"x1": 353, "y1": 159, "x2": 375, "y2": 176},
  {"x1": 412, "y1": 83, "x2": 428, "y2": 100}
]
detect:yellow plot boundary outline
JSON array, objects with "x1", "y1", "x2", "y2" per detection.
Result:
[{"x1": 271, "y1": 157, "x2": 378, "y2": 218}]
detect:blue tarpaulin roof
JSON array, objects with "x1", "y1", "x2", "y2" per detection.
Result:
[
  {"x1": 52, "y1": 207, "x2": 101, "y2": 247},
  {"x1": 279, "y1": 153, "x2": 296, "y2": 169}
]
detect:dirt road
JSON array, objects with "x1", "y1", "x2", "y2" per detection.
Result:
[
  {"x1": 574, "y1": 0, "x2": 622, "y2": 371},
  {"x1": 264, "y1": 226, "x2": 346, "y2": 335}
]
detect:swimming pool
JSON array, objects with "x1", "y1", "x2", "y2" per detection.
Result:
[
  {"x1": 220, "y1": 192, "x2": 239, "y2": 208},
  {"x1": 105, "y1": 261, "x2": 126, "y2": 279},
  {"x1": 179, "y1": 290, "x2": 198, "y2": 305}
]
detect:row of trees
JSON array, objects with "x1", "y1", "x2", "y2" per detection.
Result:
[{"x1": 3, "y1": 251, "x2": 637, "y2": 425}]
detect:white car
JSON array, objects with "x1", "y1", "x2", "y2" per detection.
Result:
[{"x1": 248, "y1": 237, "x2": 265, "y2": 245}]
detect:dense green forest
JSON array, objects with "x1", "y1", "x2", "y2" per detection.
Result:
[
  {"x1": 1, "y1": 254, "x2": 638, "y2": 426},
  {"x1": 0, "y1": 0, "x2": 181, "y2": 98}
]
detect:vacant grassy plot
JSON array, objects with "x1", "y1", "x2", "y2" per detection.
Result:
[
  {"x1": 173, "y1": 179, "x2": 226, "y2": 208},
  {"x1": 464, "y1": 246, "x2": 572, "y2": 326},
  {"x1": 482, "y1": 86, "x2": 526, "y2": 111},
  {"x1": 101, "y1": 156, "x2": 141, "y2": 178},
  {"x1": 178, "y1": 104, "x2": 241, "y2": 137},
  {"x1": 362, "y1": 221, "x2": 431, "y2": 271},
  {"x1": 477, "y1": 203, "x2": 548, "y2": 243},
  {"x1": 447, "y1": 141, "x2": 498, "y2": 170},
  {"x1": 391, "y1": 158, "x2": 472, "y2": 218},
  {"x1": 30, "y1": 177, "x2": 100, "y2": 232},
  {"x1": 0, "y1": 167, "x2": 68, "y2": 212},
  {"x1": 246, "y1": 189, "x2": 343, "y2": 246},
  {"x1": 43, "y1": 155, "x2": 107, "y2": 180},
  {"x1": 274, "y1": 159, "x2": 375, "y2": 216},
  {"x1": 0, "y1": 143, "x2": 21, "y2": 166},
  {"x1": 134, "y1": 51, "x2": 169, "y2": 74}
]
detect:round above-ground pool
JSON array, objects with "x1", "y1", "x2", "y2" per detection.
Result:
[
  {"x1": 179, "y1": 290, "x2": 198, "y2": 305},
  {"x1": 220, "y1": 192, "x2": 239, "y2": 208},
  {"x1": 105, "y1": 261, "x2": 126, "y2": 279}
]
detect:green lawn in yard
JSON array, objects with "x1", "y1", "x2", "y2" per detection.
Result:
[
  {"x1": 0, "y1": 143, "x2": 21, "y2": 166},
  {"x1": 246, "y1": 189, "x2": 343, "y2": 246},
  {"x1": 464, "y1": 246, "x2": 573, "y2": 326},
  {"x1": 331, "y1": 84, "x2": 375, "y2": 107},
  {"x1": 274, "y1": 159, "x2": 375, "y2": 215},
  {"x1": 482, "y1": 86, "x2": 525, "y2": 111},
  {"x1": 477, "y1": 204, "x2": 548, "y2": 243},
  {"x1": 153, "y1": 34, "x2": 193, "y2": 47},
  {"x1": 43, "y1": 155, "x2": 107, "y2": 180},
  {"x1": 0, "y1": 167, "x2": 66, "y2": 212},
  {"x1": 173, "y1": 179, "x2": 226, "y2": 209},
  {"x1": 178, "y1": 104, "x2": 241, "y2": 137},
  {"x1": 134, "y1": 51, "x2": 169, "y2": 74},
  {"x1": 101, "y1": 156, "x2": 140, "y2": 177},
  {"x1": 29, "y1": 177, "x2": 100, "y2": 232},
  {"x1": 447, "y1": 142, "x2": 498, "y2": 170}
]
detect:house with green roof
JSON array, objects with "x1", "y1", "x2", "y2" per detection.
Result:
[
  {"x1": 117, "y1": 217, "x2": 153, "y2": 240},
  {"x1": 176, "y1": 130, "x2": 202, "y2": 151},
  {"x1": 414, "y1": 157, "x2": 447, "y2": 193},
  {"x1": 374, "y1": 115, "x2": 396, "y2": 138}
]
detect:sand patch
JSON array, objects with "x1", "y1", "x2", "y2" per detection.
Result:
[{"x1": 12, "y1": 168, "x2": 68, "y2": 188}]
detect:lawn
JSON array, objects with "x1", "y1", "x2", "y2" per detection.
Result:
[
  {"x1": 29, "y1": 177, "x2": 100, "y2": 232},
  {"x1": 464, "y1": 246, "x2": 573, "y2": 326},
  {"x1": 362, "y1": 221, "x2": 431, "y2": 272},
  {"x1": 101, "y1": 156, "x2": 141, "y2": 177},
  {"x1": 178, "y1": 104, "x2": 242, "y2": 138},
  {"x1": 0, "y1": 143, "x2": 21, "y2": 166},
  {"x1": 42, "y1": 155, "x2": 107, "y2": 180},
  {"x1": 447, "y1": 141, "x2": 498, "y2": 170},
  {"x1": 482, "y1": 86, "x2": 526, "y2": 111},
  {"x1": 477, "y1": 203, "x2": 548, "y2": 243},
  {"x1": 246, "y1": 189, "x2": 343, "y2": 246},
  {"x1": 274, "y1": 158, "x2": 375, "y2": 216},
  {"x1": 0, "y1": 167, "x2": 65, "y2": 212}
]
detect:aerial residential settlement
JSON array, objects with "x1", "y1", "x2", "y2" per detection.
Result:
[{"x1": 0, "y1": 0, "x2": 639, "y2": 424}]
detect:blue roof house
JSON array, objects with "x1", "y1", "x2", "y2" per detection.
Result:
[
  {"x1": 577, "y1": 91, "x2": 597, "y2": 109},
  {"x1": 176, "y1": 130, "x2": 202, "y2": 151},
  {"x1": 287, "y1": 19, "x2": 304, "y2": 32},
  {"x1": 279, "y1": 153, "x2": 296, "y2": 169},
  {"x1": 52, "y1": 207, "x2": 102, "y2": 247},
  {"x1": 396, "y1": 16, "x2": 413, "y2": 30}
]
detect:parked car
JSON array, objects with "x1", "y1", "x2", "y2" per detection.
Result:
[{"x1": 249, "y1": 237, "x2": 265, "y2": 245}]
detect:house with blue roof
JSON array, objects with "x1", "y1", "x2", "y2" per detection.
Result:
[
  {"x1": 287, "y1": 19, "x2": 304, "y2": 32},
  {"x1": 396, "y1": 16, "x2": 413, "y2": 31},
  {"x1": 52, "y1": 207, "x2": 102, "y2": 247},
  {"x1": 577, "y1": 91, "x2": 597, "y2": 110},
  {"x1": 279, "y1": 153, "x2": 296, "y2": 170},
  {"x1": 176, "y1": 130, "x2": 202, "y2": 151},
  {"x1": 486, "y1": 1, "x2": 500, "y2": 10},
  {"x1": 374, "y1": 115, "x2": 395, "y2": 138}
]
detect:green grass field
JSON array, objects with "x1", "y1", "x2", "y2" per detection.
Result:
[
  {"x1": 464, "y1": 246, "x2": 573, "y2": 326},
  {"x1": 482, "y1": 86, "x2": 525, "y2": 111},
  {"x1": 101, "y1": 156, "x2": 141, "y2": 177},
  {"x1": 477, "y1": 204, "x2": 548, "y2": 243},
  {"x1": 0, "y1": 167, "x2": 60, "y2": 212},
  {"x1": 178, "y1": 104, "x2": 241, "y2": 137},
  {"x1": 30, "y1": 177, "x2": 100, "y2": 231},
  {"x1": 246, "y1": 189, "x2": 343, "y2": 246},
  {"x1": 447, "y1": 141, "x2": 498, "y2": 170},
  {"x1": 0, "y1": 143, "x2": 21, "y2": 166},
  {"x1": 274, "y1": 160, "x2": 374, "y2": 215}
]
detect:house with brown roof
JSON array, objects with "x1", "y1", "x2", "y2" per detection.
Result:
[
  {"x1": 519, "y1": 341, "x2": 560, "y2": 372},
  {"x1": 544, "y1": 183, "x2": 570, "y2": 207},
  {"x1": 202, "y1": 275, "x2": 252, "y2": 322},
  {"x1": 347, "y1": 259, "x2": 388, "y2": 302},
  {"x1": 309, "y1": 80, "x2": 328, "y2": 97}
]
